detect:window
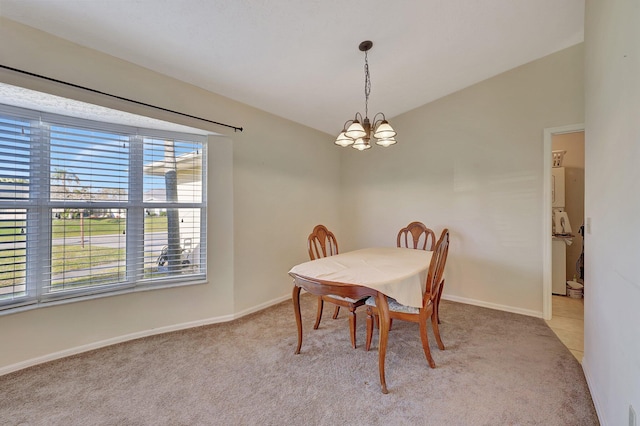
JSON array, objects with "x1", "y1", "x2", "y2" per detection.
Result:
[{"x1": 0, "y1": 104, "x2": 207, "y2": 311}]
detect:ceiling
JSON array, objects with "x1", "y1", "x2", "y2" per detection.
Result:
[{"x1": 0, "y1": 0, "x2": 584, "y2": 136}]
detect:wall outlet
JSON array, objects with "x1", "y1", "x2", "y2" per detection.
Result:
[
  {"x1": 586, "y1": 217, "x2": 592, "y2": 234},
  {"x1": 631, "y1": 404, "x2": 637, "y2": 426}
]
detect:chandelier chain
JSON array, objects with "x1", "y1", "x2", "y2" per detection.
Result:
[{"x1": 364, "y1": 50, "x2": 371, "y2": 119}]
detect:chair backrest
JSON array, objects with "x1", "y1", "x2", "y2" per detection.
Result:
[
  {"x1": 423, "y1": 229, "x2": 450, "y2": 306},
  {"x1": 308, "y1": 225, "x2": 339, "y2": 261},
  {"x1": 397, "y1": 221, "x2": 436, "y2": 251},
  {"x1": 437, "y1": 227, "x2": 450, "y2": 276}
]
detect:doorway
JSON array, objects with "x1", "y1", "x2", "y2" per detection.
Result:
[
  {"x1": 544, "y1": 126, "x2": 585, "y2": 362},
  {"x1": 543, "y1": 124, "x2": 585, "y2": 320}
]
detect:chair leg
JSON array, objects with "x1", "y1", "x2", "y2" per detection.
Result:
[
  {"x1": 431, "y1": 311, "x2": 445, "y2": 350},
  {"x1": 372, "y1": 314, "x2": 391, "y2": 330},
  {"x1": 365, "y1": 307, "x2": 374, "y2": 351},
  {"x1": 348, "y1": 308, "x2": 357, "y2": 349},
  {"x1": 332, "y1": 305, "x2": 340, "y2": 319},
  {"x1": 314, "y1": 297, "x2": 324, "y2": 330},
  {"x1": 419, "y1": 315, "x2": 436, "y2": 368}
]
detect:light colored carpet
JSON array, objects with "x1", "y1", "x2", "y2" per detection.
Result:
[{"x1": 0, "y1": 293, "x2": 598, "y2": 425}]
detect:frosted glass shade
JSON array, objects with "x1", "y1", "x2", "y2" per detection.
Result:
[
  {"x1": 335, "y1": 131, "x2": 354, "y2": 147},
  {"x1": 345, "y1": 121, "x2": 367, "y2": 139},
  {"x1": 373, "y1": 121, "x2": 396, "y2": 139}
]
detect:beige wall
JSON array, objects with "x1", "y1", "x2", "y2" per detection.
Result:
[
  {"x1": 552, "y1": 132, "x2": 585, "y2": 280},
  {"x1": 340, "y1": 44, "x2": 584, "y2": 316},
  {"x1": 583, "y1": 0, "x2": 640, "y2": 424},
  {"x1": 0, "y1": 17, "x2": 341, "y2": 370}
]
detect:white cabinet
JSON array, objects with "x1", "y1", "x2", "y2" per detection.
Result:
[
  {"x1": 552, "y1": 238, "x2": 567, "y2": 295},
  {"x1": 552, "y1": 167, "x2": 565, "y2": 208}
]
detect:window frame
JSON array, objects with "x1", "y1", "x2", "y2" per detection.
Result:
[{"x1": 0, "y1": 103, "x2": 207, "y2": 313}]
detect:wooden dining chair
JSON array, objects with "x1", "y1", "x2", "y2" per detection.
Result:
[
  {"x1": 397, "y1": 221, "x2": 436, "y2": 251},
  {"x1": 307, "y1": 224, "x2": 367, "y2": 348},
  {"x1": 365, "y1": 229, "x2": 450, "y2": 368},
  {"x1": 396, "y1": 221, "x2": 446, "y2": 323}
]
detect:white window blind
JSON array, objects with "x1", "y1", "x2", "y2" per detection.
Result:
[
  {"x1": 0, "y1": 113, "x2": 34, "y2": 302},
  {"x1": 0, "y1": 104, "x2": 207, "y2": 311}
]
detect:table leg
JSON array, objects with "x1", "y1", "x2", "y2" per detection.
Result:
[
  {"x1": 292, "y1": 285, "x2": 303, "y2": 354},
  {"x1": 376, "y1": 293, "x2": 390, "y2": 394}
]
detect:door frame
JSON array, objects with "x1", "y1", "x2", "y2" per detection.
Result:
[{"x1": 542, "y1": 123, "x2": 584, "y2": 320}]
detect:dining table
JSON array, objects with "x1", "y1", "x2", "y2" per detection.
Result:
[{"x1": 288, "y1": 246, "x2": 433, "y2": 394}]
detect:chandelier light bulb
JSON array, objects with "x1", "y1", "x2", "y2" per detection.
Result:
[
  {"x1": 352, "y1": 138, "x2": 371, "y2": 150},
  {"x1": 375, "y1": 137, "x2": 397, "y2": 147}
]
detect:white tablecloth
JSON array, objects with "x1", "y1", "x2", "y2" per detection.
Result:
[{"x1": 288, "y1": 247, "x2": 432, "y2": 308}]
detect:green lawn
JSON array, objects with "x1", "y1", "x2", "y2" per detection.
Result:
[
  {"x1": 0, "y1": 248, "x2": 26, "y2": 288},
  {"x1": 50, "y1": 268, "x2": 126, "y2": 290},
  {"x1": 52, "y1": 244, "x2": 125, "y2": 274},
  {"x1": 1, "y1": 215, "x2": 171, "y2": 291},
  {"x1": 52, "y1": 216, "x2": 167, "y2": 238},
  {"x1": 52, "y1": 218, "x2": 124, "y2": 238},
  {"x1": 2, "y1": 244, "x2": 126, "y2": 288},
  {"x1": 0, "y1": 220, "x2": 26, "y2": 242},
  {"x1": 1, "y1": 216, "x2": 168, "y2": 240}
]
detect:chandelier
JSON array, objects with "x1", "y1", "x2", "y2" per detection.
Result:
[{"x1": 335, "y1": 40, "x2": 397, "y2": 151}]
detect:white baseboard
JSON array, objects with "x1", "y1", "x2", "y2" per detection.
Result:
[
  {"x1": 232, "y1": 294, "x2": 291, "y2": 318},
  {"x1": 0, "y1": 293, "x2": 291, "y2": 377},
  {"x1": 442, "y1": 294, "x2": 543, "y2": 318},
  {"x1": 581, "y1": 356, "x2": 606, "y2": 426}
]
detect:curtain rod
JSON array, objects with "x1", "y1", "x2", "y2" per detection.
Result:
[{"x1": 0, "y1": 64, "x2": 244, "y2": 132}]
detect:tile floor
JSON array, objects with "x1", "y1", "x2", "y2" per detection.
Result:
[{"x1": 545, "y1": 295, "x2": 584, "y2": 362}]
